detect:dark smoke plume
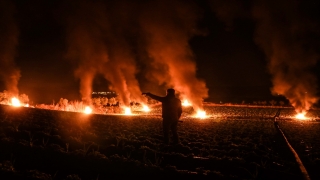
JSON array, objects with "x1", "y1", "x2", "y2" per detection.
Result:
[
  {"x1": 252, "y1": 0, "x2": 319, "y2": 113},
  {"x1": 210, "y1": 0, "x2": 319, "y2": 113},
  {"x1": 139, "y1": 0, "x2": 208, "y2": 110},
  {"x1": 209, "y1": 0, "x2": 249, "y2": 31},
  {"x1": 0, "y1": 0, "x2": 20, "y2": 96}
]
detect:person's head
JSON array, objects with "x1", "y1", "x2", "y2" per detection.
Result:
[{"x1": 166, "y1": 88, "x2": 175, "y2": 97}]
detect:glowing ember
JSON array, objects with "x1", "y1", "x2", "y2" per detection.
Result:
[
  {"x1": 295, "y1": 113, "x2": 307, "y2": 120},
  {"x1": 196, "y1": 110, "x2": 207, "y2": 119},
  {"x1": 11, "y1": 97, "x2": 21, "y2": 107},
  {"x1": 84, "y1": 106, "x2": 92, "y2": 114},
  {"x1": 124, "y1": 107, "x2": 132, "y2": 115},
  {"x1": 142, "y1": 105, "x2": 150, "y2": 112},
  {"x1": 182, "y1": 99, "x2": 192, "y2": 107}
]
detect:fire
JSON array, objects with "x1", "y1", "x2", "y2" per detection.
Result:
[
  {"x1": 84, "y1": 106, "x2": 92, "y2": 114},
  {"x1": 295, "y1": 112, "x2": 307, "y2": 120},
  {"x1": 124, "y1": 107, "x2": 132, "y2": 115},
  {"x1": 142, "y1": 105, "x2": 150, "y2": 112},
  {"x1": 11, "y1": 97, "x2": 21, "y2": 107},
  {"x1": 195, "y1": 110, "x2": 207, "y2": 119},
  {"x1": 182, "y1": 99, "x2": 192, "y2": 107}
]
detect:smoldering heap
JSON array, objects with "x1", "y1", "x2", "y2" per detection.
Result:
[{"x1": 65, "y1": 0, "x2": 208, "y2": 109}]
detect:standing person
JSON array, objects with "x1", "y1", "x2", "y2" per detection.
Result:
[{"x1": 142, "y1": 89, "x2": 182, "y2": 145}]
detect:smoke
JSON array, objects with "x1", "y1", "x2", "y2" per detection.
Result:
[
  {"x1": 99, "y1": 1, "x2": 145, "y2": 106},
  {"x1": 210, "y1": 0, "x2": 319, "y2": 113},
  {"x1": 252, "y1": 0, "x2": 319, "y2": 113},
  {"x1": 65, "y1": 0, "x2": 208, "y2": 109},
  {"x1": 0, "y1": 0, "x2": 20, "y2": 96},
  {"x1": 139, "y1": 0, "x2": 208, "y2": 110},
  {"x1": 65, "y1": 0, "x2": 145, "y2": 106},
  {"x1": 209, "y1": 0, "x2": 249, "y2": 31},
  {"x1": 65, "y1": 0, "x2": 109, "y2": 104}
]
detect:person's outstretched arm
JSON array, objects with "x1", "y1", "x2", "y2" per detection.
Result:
[{"x1": 142, "y1": 92, "x2": 164, "y2": 102}]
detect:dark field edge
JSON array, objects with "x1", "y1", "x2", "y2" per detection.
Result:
[
  {"x1": 0, "y1": 140, "x2": 217, "y2": 180},
  {"x1": 269, "y1": 125, "x2": 305, "y2": 180},
  {"x1": 274, "y1": 121, "x2": 310, "y2": 180},
  {"x1": 275, "y1": 121, "x2": 320, "y2": 180},
  {"x1": 0, "y1": 105, "x2": 228, "y2": 180},
  {"x1": 0, "y1": 105, "x2": 312, "y2": 180}
]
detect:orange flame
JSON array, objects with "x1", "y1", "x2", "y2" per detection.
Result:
[
  {"x1": 124, "y1": 107, "x2": 132, "y2": 115},
  {"x1": 295, "y1": 112, "x2": 307, "y2": 120},
  {"x1": 11, "y1": 97, "x2": 21, "y2": 107},
  {"x1": 195, "y1": 110, "x2": 207, "y2": 119},
  {"x1": 182, "y1": 99, "x2": 192, "y2": 107},
  {"x1": 84, "y1": 106, "x2": 92, "y2": 114},
  {"x1": 142, "y1": 105, "x2": 150, "y2": 112}
]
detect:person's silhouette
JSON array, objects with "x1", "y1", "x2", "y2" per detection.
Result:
[{"x1": 143, "y1": 89, "x2": 182, "y2": 144}]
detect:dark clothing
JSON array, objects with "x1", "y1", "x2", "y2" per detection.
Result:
[
  {"x1": 146, "y1": 93, "x2": 182, "y2": 144},
  {"x1": 147, "y1": 93, "x2": 182, "y2": 120},
  {"x1": 163, "y1": 120, "x2": 179, "y2": 144}
]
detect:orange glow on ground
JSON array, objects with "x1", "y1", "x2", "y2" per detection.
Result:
[
  {"x1": 84, "y1": 106, "x2": 92, "y2": 114},
  {"x1": 195, "y1": 110, "x2": 207, "y2": 119},
  {"x1": 295, "y1": 113, "x2": 307, "y2": 120},
  {"x1": 182, "y1": 99, "x2": 192, "y2": 107},
  {"x1": 11, "y1": 97, "x2": 21, "y2": 107},
  {"x1": 124, "y1": 107, "x2": 132, "y2": 115},
  {"x1": 142, "y1": 105, "x2": 150, "y2": 112}
]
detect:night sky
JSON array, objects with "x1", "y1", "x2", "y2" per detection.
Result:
[{"x1": 1, "y1": 0, "x2": 320, "y2": 107}]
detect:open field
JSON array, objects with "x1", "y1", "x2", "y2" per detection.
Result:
[{"x1": 0, "y1": 104, "x2": 319, "y2": 179}]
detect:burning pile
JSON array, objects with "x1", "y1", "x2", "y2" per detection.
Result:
[
  {"x1": 11, "y1": 97, "x2": 21, "y2": 107},
  {"x1": 84, "y1": 106, "x2": 92, "y2": 114},
  {"x1": 196, "y1": 110, "x2": 207, "y2": 119},
  {"x1": 295, "y1": 113, "x2": 307, "y2": 120},
  {"x1": 0, "y1": 91, "x2": 29, "y2": 107},
  {"x1": 182, "y1": 100, "x2": 192, "y2": 107},
  {"x1": 182, "y1": 99, "x2": 208, "y2": 119}
]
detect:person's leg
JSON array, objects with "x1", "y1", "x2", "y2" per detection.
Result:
[
  {"x1": 171, "y1": 120, "x2": 179, "y2": 144},
  {"x1": 163, "y1": 119, "x2": 170, "y2": 144}
]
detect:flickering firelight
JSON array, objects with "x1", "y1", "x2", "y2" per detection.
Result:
[
  {"x1": 182, "y1": 99, "x2": 192, "y2": 107},
  {"x1": 84, "y1": 106, "x2": 92, "y2": 114},
  {"x1": 11, "y1": 97, "x2": 21, "y2": 107},
  {"x1": 142, "y1": 105, "x2": 150, "y2": 112},
  {"x1": 124, "y1": 107, "x2": 132, "y2": 115},
  {"x1": 295, "y1": 113, "x2": 307, "y2": 120},
  {"x1": 195, "y1": 110, "x2": 207, "y2": 119}
]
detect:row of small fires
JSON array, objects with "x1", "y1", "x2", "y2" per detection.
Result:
[
  {"x1": 6, "y1": 97, "x2": 208, "y2": 119},
  {"x1": 7, "y1": 97, "x2": 309, "y2": 120}
]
